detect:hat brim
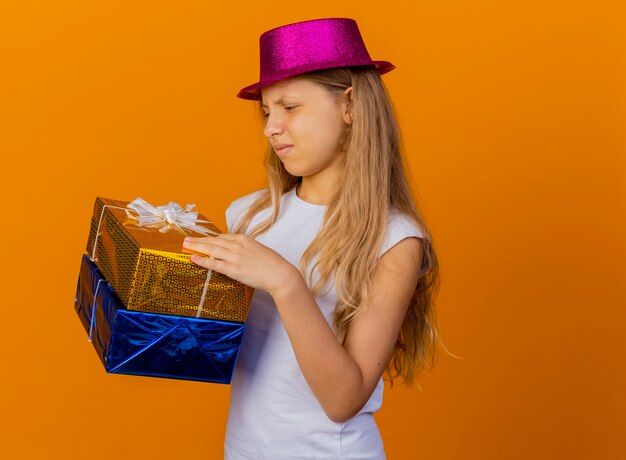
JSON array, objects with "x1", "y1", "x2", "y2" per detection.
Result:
[{"x1": 236, "y1": 61, "x2": 395, "y2": 101}]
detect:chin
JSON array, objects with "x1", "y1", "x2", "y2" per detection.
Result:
[{"x1": 282, "y1": 163, "x2": 308, "y2": 177}]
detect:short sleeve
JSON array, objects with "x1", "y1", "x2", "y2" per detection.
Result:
[
  {"x1": 225, "y1": 189, "x2": 266, "y2": 233},
  {"x1": 378, "y1": 212, "x2": 430, "y2": 276}
]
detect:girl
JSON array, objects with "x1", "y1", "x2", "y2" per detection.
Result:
[{"x1": 183, "y1": 17, "x2": 440, "y2": 459}]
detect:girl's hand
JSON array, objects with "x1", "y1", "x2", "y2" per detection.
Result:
[{"x1": 182, "y1": 234, "x2": 299, "y2": 296}]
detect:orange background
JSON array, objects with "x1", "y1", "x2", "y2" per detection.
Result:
[{"x1": 1, "y1": 1, "x2": 624, "y2": 459}]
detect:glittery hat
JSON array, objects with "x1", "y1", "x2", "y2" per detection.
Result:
[{"x1": 237, "y1": 18, "x2": 395, "y2": 100}]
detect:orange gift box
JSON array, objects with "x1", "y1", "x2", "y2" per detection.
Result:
[{"x1": 85, "y1": 197, "x2": 253, "y2": 322}]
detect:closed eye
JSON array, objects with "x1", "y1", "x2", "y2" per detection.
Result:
[{"x1": 263, "y1": 106, "x2": 297, "y2": 119}]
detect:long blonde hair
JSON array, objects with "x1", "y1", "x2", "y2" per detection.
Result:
[{"x1": 233, "y1": 66, "x2": 441, "y2": 386}]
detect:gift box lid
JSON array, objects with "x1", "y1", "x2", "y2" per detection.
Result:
[{"x1": 89, "y1": 196, "x2": 222, "y2": 254}]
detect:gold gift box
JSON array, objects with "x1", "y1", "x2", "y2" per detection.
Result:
[{"x1": 86, "y1": 197, "x2": 253, "y2": 322}]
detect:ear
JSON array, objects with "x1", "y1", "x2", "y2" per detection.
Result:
[{"x1": 342, "y1": 86, "x2": 353, "y2": 124}]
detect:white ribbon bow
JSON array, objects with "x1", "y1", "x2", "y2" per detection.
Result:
[{"x1": 125, "y1": 197, "x2": 218, "y2": 236}]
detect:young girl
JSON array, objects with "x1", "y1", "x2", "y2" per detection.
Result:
[{"x1": 183, "y1": 17, "x2": 440, "y2": 459}]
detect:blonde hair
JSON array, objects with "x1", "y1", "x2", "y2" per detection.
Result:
[{"x1": 233, "y1": 66, "x2": 441, "y2": 386}]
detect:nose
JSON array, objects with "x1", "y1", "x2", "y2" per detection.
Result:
[{"x1": 263, "y1": 112, "x2": 284, "y2": 139}]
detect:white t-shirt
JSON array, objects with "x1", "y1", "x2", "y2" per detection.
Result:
[{"x1": 223, "y1": 186, "x2": 426, "y2": 460}]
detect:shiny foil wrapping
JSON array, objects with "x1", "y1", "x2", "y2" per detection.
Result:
[
  {"x1": 86, "y1": 197, "x2": 252, "y2": 322},
  {"x1": 75, "y1": 255, "x2": 245, "y2": 383}
]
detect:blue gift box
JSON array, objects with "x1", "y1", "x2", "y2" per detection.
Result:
[{"x1": 74, "y1": 255, "x2": 245, "y2": 383}]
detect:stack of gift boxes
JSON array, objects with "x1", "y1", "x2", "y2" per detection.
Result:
[{"x1": 74, "y1": 197, "x2": 253, "y2": 384}]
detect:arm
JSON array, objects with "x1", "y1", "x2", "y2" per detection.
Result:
[{"x1": 183, "y1": 234, "x2": 423, "y2": 423}]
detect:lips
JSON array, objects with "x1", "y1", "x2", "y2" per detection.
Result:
[{"x1": 274, "y1": 143, "x2": 293, "y2": 157}]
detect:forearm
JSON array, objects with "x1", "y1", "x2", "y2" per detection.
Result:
[
  {"x1": 269, "y1": 269, "x2": 372, "y2": 422},
  {"x1": 183, "y1": 233, "x2": 390, "y2": 422}
]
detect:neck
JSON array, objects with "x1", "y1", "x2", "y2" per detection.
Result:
[{"x1": 297, "y1": 175, "x2": 338, "y2": 206}]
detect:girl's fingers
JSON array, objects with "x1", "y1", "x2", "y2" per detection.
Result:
[
  {"x1": 183, "y1": 238, "x2": 233, "y2": 260},
  {"x1": 214, "y1": 233, "x2": 243, "y2": 242},
  {"x1": 184, "y1": 234, "x2": 248, "y2": 259},
  {"x1": 190, "y1": 254, "x2": 237, "y2": 281},
  {"x1": 210, "y1": 234, "x2": 245, "y2": 250},
  {"x1": 190, "y1": 254, "x2": 225, "y2": 273},
  {"x1": 182, "y1": 238, "x2": 208, "y2": 254},
  {"x1": 191, "y1": 233, "x2": 246, "y2": 245}
]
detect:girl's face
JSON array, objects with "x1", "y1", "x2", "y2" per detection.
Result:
[{"x1": 261, "y1": 78, "x2": 350, "y2": 183}]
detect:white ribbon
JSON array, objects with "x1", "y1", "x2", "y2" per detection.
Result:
[
  {"x1": 125, "y1": 197, "x2": 218, "y2": 236},
  {"x1": 88, "y1": 278, "x2": 107, "y2": 343}
]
